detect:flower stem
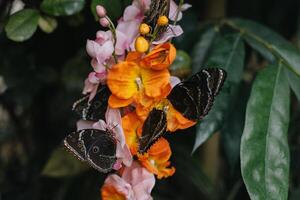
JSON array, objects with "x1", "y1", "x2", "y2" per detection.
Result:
[{"x1": 105, "y1": 16, "x2": 118, "y2": 64}]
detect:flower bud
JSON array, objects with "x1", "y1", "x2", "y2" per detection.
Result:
[
  {"x1": 96, "y1": 5, "x2": 106, "y2": 18},
  {"x1": 157, "y1": 15, "x2": 169, "y2": 26},
  {"x1": 135, "y1": 36, "x2": 149, "y2": 53},
  {"x1": 139, "y1": 23, "x2": 150, "y2": 35},
  {"x1": 99, "y1": 17, "x2": 109, "y2": 27}
]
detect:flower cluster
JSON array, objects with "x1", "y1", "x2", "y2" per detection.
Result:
[{"x1": 80, "y1": 0, "x2": 193, "y2": 199}]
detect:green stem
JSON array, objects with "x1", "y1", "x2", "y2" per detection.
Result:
[{"x1": 105, "y1": 16, "x2": 118, "y2": 64}]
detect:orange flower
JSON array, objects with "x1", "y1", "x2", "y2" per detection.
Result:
[
  {"x1": 166, "y1": 102, "x2": 196, "y2": 132},
  {"x1": 141, "y1": 43, "x2": 176, "y2": 70},
  {"x1": 136, "y1": 99, "x2": 196, "y2": 132},
  {"x1": 101, "y1": 185, "x2": 126, "y2": 200},
  {"x1": 107, "y1": 56, "x2": 170, "y2": 108},
  {"x1": 138, "y1": 137, "x2": 175, "y2": 179},
  {"x1": 122, "y1": 112, "x2": 142, "y2": 155}
]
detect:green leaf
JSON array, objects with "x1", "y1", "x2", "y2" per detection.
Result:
[
  {"x1": 240, "y1": 64, "x2": 290, "y2": 200},
  {"x1": 225, "y1": 18, "x2": 300, "y2": 77},
  {"x1": 91, "y1": 0, "x2": 122, "y2": 21},
  {"x1": 285, "y1": 68, "x2": 300, "y2": 101},
  {"x1": 192, "y1": 32, "x2": 245, "y2": 153},
  {"x1": 41, "y1": 0, "x2": 85, "y2": 16},
  {"x1": 192, "y1": 25, "x2": 219, "y2": 74},
  {"x1": 170, "y1": 50, "x2": 191, "y2": 78},
  {"x1": 221, "y1": 83, "x2": 248, "y2": 171},
  {"x1": 38, "y1": 16, "x2": 57, "y2": 33},
  {"x1": 42, "y1": 148, "x2": 89, "y2": 177},
  {"x1": 5, "y1": 9, "x2": 40, "y2": 42}
]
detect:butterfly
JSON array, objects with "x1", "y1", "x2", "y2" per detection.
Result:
[
  {"x1": 72, "y1": 85, "x2": 111, "y2": 121},
  {"x1": 64, "y1": 129, "x2": 117, "y2": 173},
  {"x1": 168, "y1": 68, "x2": 227, "y2": 121},
  {"x1": 138, "y1": 108, "x2": 167, "y2": 154},
  {"x1": 138, "y1": 68, "x2": 226, "y2": 153}
]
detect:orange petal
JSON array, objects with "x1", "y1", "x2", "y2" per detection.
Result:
[
  {"x1": 141, "y1": 43, "x2": 176, "y2": 70},
  {"x1": 138, "y1": 137, "x2": 175, "y2": 179},
  {"x1": 107, "y1": 61, "x2": 140, "y2": 99},
  {"x1": 126, "y1": 51, "x2": 143, "y2": 62},
  {"x1": 108, "y1": 94, "x2": 134, "y2": 108},
  {"x1": 141, "y1": 67, "x2": 170, "y2": 98},
  {"x1": 101, "y1": 185, "x2": 126, "y2": 200},
  {"x1": 122, "y1": 112, "x2": 142, "y2": 155},
  {"x1": 167, "y1": 102, "x2": 196, "y2": 132}
]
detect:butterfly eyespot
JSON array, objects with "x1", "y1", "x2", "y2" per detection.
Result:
[
  {"x1": 92, "y1": 146, "x2": 99, "y2": 153},
  {"x1": 77, "y1": 141, "x2": 83, "y2": 147}
]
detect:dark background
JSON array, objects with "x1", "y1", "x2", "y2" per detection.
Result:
[{"x1": 0, "y1": 0, "x2": 300, "y2": 199}]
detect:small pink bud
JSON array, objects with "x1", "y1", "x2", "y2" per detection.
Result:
[
  {"x1": 99, "y1": 17, "x2": 109, "y2": 27},
  {"x1": 96, "y1": 5, "x2": 106, "y2": 18}
]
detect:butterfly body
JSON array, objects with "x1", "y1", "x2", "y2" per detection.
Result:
[{"x1": 64, "y1": 129, "x2": 117, "y2": 173}]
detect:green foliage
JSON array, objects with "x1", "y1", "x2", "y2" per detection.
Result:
[
  {"x1": 90, "y1": 0, "x2": 122, "y2": 20},
  {"x1": 192, "y1": 32, "x2": 245, "y2": 152},
  {"x1": 170, "y1": 50, "x2": 192, "y2": 78},
  {"x1": 240, "y1": 64, "x2": 290, "y2": 200},
  {"x1": 5, "y1": 9, "x2": 40, "y2": 42},
  {"x1": 38, "y1": 16, "x2": 58, "y2": 33},
  {"x1": 41, "y1": 0, "x2": 85, "y2": 16},
  {"x1": 42, "y1": 148, "x2": 89, "y2": 177}
]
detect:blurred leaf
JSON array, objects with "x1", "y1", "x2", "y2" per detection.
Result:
[
  {"x1": 41, "y1": 0, "x2": 85, "y2": 16},
  {"x1": 221, "y1": 83, "x2": 248, "y2": 171},
  {"x1": 285, "y1": 68, "x2": 300, "y2": 101},
  {"x1": 170, "y1": 50, "x2": 191, "y2": 78},
  {"x1": 91, "y1": 0, "x2": 122, "y2": 21},
  {"x1": 38, "y1": 16, "x2": 58, "y2": 33},
  {"x1": 42, "y1": 147, "x2": 89, "y2": 177},
  {"x1": 240, "y1": 64, "x2": 290, "y2": 200},
  {"x1": 225, "y1": 18, "x2": 300, "y2": 77},
  {"x1": 192, "y1": 32, "x2": 245, "y2": 153},
  {"x1": 5, "y1": 9, "x2": 39, "y2": 42},
  {"x1": 192, "y1": 25, "x2": 219, "y2": 74},
  {"x1": 174, "y1": 12, "x2": 199, "y2": 51}
]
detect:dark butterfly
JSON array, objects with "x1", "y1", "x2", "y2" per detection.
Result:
[
  {"x1": 144, "y1": 0, "x2": 170, "y2": 37},
  {"x1": 138, "y1": 108, "x2": 167, "y2": 154},
  {"x1": 64, "y1": 129, "x2": 117, "y2": 173},
  {"x1": 72, "y1": 85, "x2": 111, "y2": 121},
  {"x1": 167, "y1": 68, "x2": 227, "y2": 121}
]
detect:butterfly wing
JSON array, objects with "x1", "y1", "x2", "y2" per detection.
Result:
[
  {"x1": 138, "y1": 108, "x2": 167, "y2": 154},
  {"x1": 72, "y1": 85, "x2": 111, "y2": 121},
  {"x1": 64, "y1": 129, "x2": 117, "y2": 173},
  {"x1": 168, "y1": 68, "x2": 226, "y2": 121}
]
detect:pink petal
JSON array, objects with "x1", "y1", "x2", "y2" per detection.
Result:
[
  {"x1": 153, "y1": 25, "x2": 183, "y2": 44},
  {"x1": 105, "y1": 107, "x2": 122, "y2": 127},
  {"x1": 115, "y1": 30, "x2": 130, "y2": 55},
  {"x1": 76, "y1": 120, "x2": 94, "y2": 131},
  {"x1": 95, "y1": 30, "x2": 111, "y2": 44},
  {"x1": 86, "y1": 39, "x2": 101, "y2": 58},
  {"x1": 88, "y1": 72, "x2": 100, "y2": 84},
  {"x1": 92, "y1": 120, "x2": 107, "y2": 131},
  {"x1": 96, "y1": 40, "x2": 114, "y2": 62},
  {"x1": 169, "y1": 1, "x2": 191, "y2": 21},
  {"x1": 132, "y1": 0, "x2": 151, "y2": 11},
  {"x1": 91, "y1": 59, "x2": 106, "y2": 73},
  {"x1": 123, "y1": 5, "x2": 140, "y2": 21},
  {"x1": 116, "y1": 19, "x2": 141, "y2": 52},
  {"x1": 104, "y1": 174, "x2": 134, "y2": 199},
  {"x1": 122, "y1": 161, "x2": 155, "y2": 200},
  {"x1": 170, "y1": 76, "x2": 181, "y2": 88}
]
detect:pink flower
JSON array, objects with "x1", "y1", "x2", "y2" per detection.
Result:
[
  {"x1": 77, "y1": 107, "x2": 132, "y2": 169},
  {"x1": 169, "y1": 0, "x2": 192, "y2": 21},
  {"x1": 101, "y1": 161, "x2": 155, "y2": 200},
  {"x1": 82, "y1": 72, "x2": 106, "y2": 101},
  {"x1": 115, "y1": 0, "x2": 151, "y2": 54},
  {"x1": 86, "y1": 31, "x2": 114, "y2": 72}
]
